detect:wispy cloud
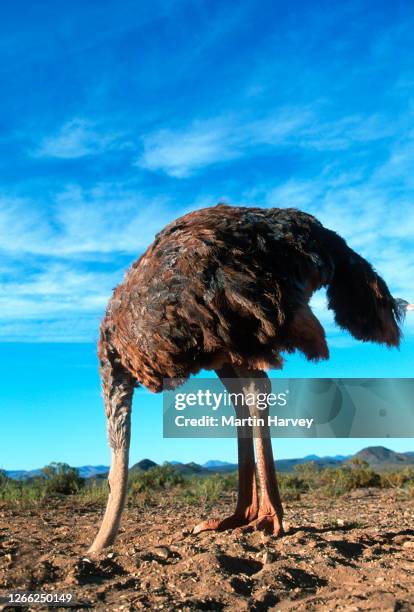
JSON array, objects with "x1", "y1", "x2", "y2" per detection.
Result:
[
  {"x1": 32, "y1": 118, "x2": 126, "y2": 159},
  {"x1": 137, "y1": 106, "x2": 403, "y2": 178},
  {"x1": 137, "y1": 109, "x2": 311, "y2": 177},
  {"x1": 0, "y1": 185, "x2": 209, "y2": 340},
  {"x1": 0, "y1": 317, "x2": 102, "y2": 343},
  {"x1": 0, "y1": 257, "x2": 127, "y2": 341},
  {"x1": 0, "y1": 264, "x2": 116, "y2": 323},
  {"x1": 0, "y1": 186, "x2": 182, "y2": 257},
  {"x1": 138, "y1": 124, "x2": 238, "y2": 178}
]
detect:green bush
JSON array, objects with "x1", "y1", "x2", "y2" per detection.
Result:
[
  {"x1": 79, "y1": 479, "x2": 109, "y2": 504},
  {"x1": 279, "y1": 474, "x2": 309, "y2": 500},
  {"x1": 0, "y1": 477, "x2": 46, "y2": 503},
  {"x1": 380, "y1": 467, "x2": 414, "y2": 489},
  {"x1": 180, "y1": 473, "x2": 237, "y2": 503},
  {"x1": 0, "y1": 469, "x2": 9, "y2": 487},
  {"x1": 41, "y1": 463, "x2": 85, "y2": 495},
  {"x1": 294, "y1": 461, "x2": 321, "y2": 478},
  {"x1": 0, "y1": 463, "x2": 85, "y2": 502},
  {"x1": 318, "y1": 461, "x2": 381, "y2": 497},
  {"x1": 129, "y1": 463, "x2": 185, "y2": 495},
  {"x1": 1, "y1": 459, "x2": 413, "y2": 506}
]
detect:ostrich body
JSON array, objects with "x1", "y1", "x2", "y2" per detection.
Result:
[{"x1": 89, "y1": 204, "x2": 405, "y2": 553}]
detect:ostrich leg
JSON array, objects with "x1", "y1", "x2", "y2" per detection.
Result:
[
  {"x1": 88, "y1": 350, "x2": 135, "y2": 553},
  {"x1": 244, "y1": 370, "x2": 284, "y2": 535},
  {"x1": 193, "y1": 364, "x2": 258, "y2": 533}
]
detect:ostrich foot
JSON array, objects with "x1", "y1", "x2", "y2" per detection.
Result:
[
  {"x1": 193, "y1": 509, "x2": 258, "y2": 534},
  {"x1": 242, "y1": 512, "x2": 284, "y2": 536}
]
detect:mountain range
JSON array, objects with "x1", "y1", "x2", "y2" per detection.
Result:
[{"x1": 3, "y1": 446, "x2": 414, "y2": 481}]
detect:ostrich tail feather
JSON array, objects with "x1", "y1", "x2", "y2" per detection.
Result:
[{"x1": 323, "y1": 230, "x2": 401, "y2": 347}]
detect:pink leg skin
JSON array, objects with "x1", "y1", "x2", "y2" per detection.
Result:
[
  {"x1": 194, "y1": 367, "x2": 284, "y2": 536},
  {"x1": 193, "y1": 366, "x2": 258, "y2": 534},
  {"x1": 246, "y1": 432, "x2": 284, "y2": 535},
  {"x1": 241, "y1": 371, "x2": 284, "y2": 535},
  {"x1": 193, "y1": 434, "x2": 258, "y2": 533}
]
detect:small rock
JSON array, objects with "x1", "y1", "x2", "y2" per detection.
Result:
[
  {"x1": 402, "y1": 540, "x2": 414, "y2": 549},
  {"x1": 393, "y1": 535, "x2": 410, "y2": 544},
  {"x1": 155, "y1": 546, "x2": 171, "y2": 560},
  {"x1": 263, "y1": 550, "x2": 276, "y2": 564},
  {"x1": 336, "y1": 518, "x2": 345, "y2": 527}
]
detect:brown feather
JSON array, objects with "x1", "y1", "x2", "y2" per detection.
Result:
[{"x1": 99, "y1": 204, "x2": 401, "y2": 392}]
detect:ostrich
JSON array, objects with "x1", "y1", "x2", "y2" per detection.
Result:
[{"x1": 89, "y1": 204, "x2": 411, "y2": 553}]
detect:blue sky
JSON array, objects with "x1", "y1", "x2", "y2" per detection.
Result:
[{"x1": 1, "y1": 0, "x2": 413, "y2": 469}]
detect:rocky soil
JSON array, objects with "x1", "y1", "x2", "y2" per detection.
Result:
[{"x1": 1, "y1": 489, "x2": 413, "y2": 611}]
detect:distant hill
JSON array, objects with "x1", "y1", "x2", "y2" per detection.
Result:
[
  {"x1": 128, "y1": 460, "x2": 209, "y2": 477},
  {"x1": 276, "y1": 456, "x2": 345, "y2": 473},
  {"x1": 4, "y1": 446, "x2": 413, "y2": 480},
  {"x1": 351, "y1": 446, "x2": 414, "y2": 469},
  {"x1": 5, "y1": 469, "x2": 43, "y2": 481},
  {"x1": 76, "y1": 465, "x2": 109, "y2": 479},
  {"x1": 4, "y1": 465, "x2": 109, "y2": 481},
  {"x1": 303, "y1": 454, "x2": 348, "y2": 461},
  {"x1": 129, "y1": 459, "x2": 158, "y2": 473},
  {"x1": 200, "y1": 455, "x2": 350, "y2": 474},
  {"x1": 167, "y1": 461, "x2": 209, "y2": 476},
  {"x1": 130, "y1": 459, "x2": 209, "y2": 477},
  {"x1": 203, "y1": 460, "x2": 236, "y2": 469}
]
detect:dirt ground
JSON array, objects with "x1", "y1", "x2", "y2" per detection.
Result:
[{"x1": 1, "y1": 488, "x2": 413, "y2": 611}]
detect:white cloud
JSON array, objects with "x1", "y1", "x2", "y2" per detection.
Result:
[
  {"x1": 0, "y1": 186, "x2": 182, "y2": 258},
  {"x1": 32, "y1": 118, "x2": 126, "y2": 159},
  {"x1": 297, "y1": 113, "x2": 396, "y2": 151},
  {"x1": 136, "y1": 107, "x2": 403, "y2": 178},
  {"x1": 0, "y1": 185, "x2": 211, "y2": 340},
  {"x1": 2, "y1": 263, "x2": 116, "y2": 299},
  {"x1": 137, "y1": 109, "x2": 312, "y2": 177},
  {"x1": 0, "y1": 317, "x2": 101, "y2": 343},
  {"x1": 0, "y1": 259, "x2": 124, "y2": 342},
  {"x1": 138, "y1": 125, "x2": 238, "y2": 178},
  {"x1": 0, "y1": 262, "x2": 119, "y2": 324}
]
